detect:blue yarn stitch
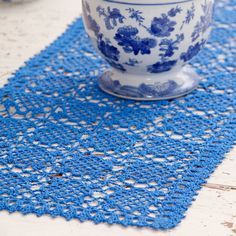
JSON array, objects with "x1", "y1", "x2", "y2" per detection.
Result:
[{"x1": 0, "y1": 0, "x2": 235, "y2": 230}]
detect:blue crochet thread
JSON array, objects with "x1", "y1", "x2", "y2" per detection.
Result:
[{"x1": 0, "y1": 0, "x2": 235, "y2": 230}]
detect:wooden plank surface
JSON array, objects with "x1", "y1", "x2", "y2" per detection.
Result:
[{"x1": 0, "y1": 0, "x2": 235, "y2": 235}]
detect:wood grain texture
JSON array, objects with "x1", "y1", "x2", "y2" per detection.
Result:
[{"x1": 0, "y1": 0, "x2": 235, "y2": 235}]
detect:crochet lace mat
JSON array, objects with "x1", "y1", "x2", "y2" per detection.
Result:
[{"x1": 0, "y1": 0, "x2": 235, "y2": 230}]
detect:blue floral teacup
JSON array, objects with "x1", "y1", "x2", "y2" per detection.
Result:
[{"x1": 82, "y1": 0, "x2": 214, "y2": 100}]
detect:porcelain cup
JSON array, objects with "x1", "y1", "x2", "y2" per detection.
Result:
[{"x1": 82, "y1": 0, "x2": 214, "y2": 100}]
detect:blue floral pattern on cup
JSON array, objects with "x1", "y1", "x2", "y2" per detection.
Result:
[
  {"x1": 181, "y1": 39, "x2": 206, "y2": 62},
  {"x1": 159, "y1": 34, "x2": 184, "y2": 59},
  {"x1": 191, "y1": 0, "x2": 213, "y2": 41},
  {"x1": 147, "y1": 60, "x2": 177, "y2": 74},
  {"x1": 97, "y1": 34, "x2": 120, "y2": 61},
  {"x1": 114, "y1": 26, "x2": 157, "y2": 55},
  {"x1": 126, "y1": 8, "x2": 144, "y2": 25},
  {"x1": 82, "y1": 1, "x2": 100, "y2": 36},
  {"x1": 150, "y1": 14, "x2": 178, "y2": 38},
  {"x1": 83, "y1": 0, "x2": 213, "y2": 71},
  {"x1": 180, "y1": 3, "x2": 195, "y2": 29},
  {"x1": 96, "y1": 6, "x2": 125, "y2": 30},
  {"x1": 99, "y1": 71, "x2": 195, "y2": 99},
  {"x1": 124, "y1": 58, "x2": 141, "y2": 67},
  {"x1": 82, "y1": 0, "x2": 213, "y2": 99}
]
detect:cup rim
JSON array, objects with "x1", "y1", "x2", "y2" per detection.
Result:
[{"x1": 101, "y1": 0, "x2": 193, "y2": 6}]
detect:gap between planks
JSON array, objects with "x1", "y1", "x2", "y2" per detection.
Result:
[{"x1": 203, "y1": 183, "x2": 236, "y2": 191}]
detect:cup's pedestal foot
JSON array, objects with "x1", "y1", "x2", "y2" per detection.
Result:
[{"x1": 98, "y1": 66, "x2": 201, "y2": 101}]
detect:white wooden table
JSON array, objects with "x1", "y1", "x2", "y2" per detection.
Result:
[{"x1": 0, "y1": 0, "x2": 235, "y2": 235}]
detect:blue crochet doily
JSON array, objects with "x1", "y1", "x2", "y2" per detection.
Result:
[{"x1": 0, "y1": 0, "x2": 235, "y2": 230}]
